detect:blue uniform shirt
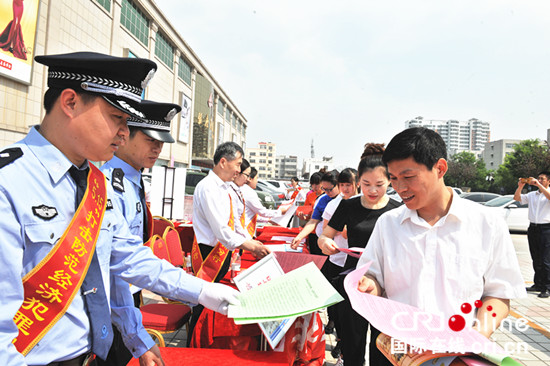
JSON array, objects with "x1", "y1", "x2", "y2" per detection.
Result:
[
  {"x1": 101, "y1": 155, "x2": 146, "y2": 239},
  {"x1": 311, "y1": 194, "x2": 334, "y2": 221},
  {"x1": 0, "y1": 127, "x2": 204, "y2": 366}
]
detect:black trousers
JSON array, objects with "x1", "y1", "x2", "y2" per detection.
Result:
[
  {"x1": 186, "y1": 243, "x2": 233, "y2": 347},
  {"x1": 335, "y1": 273, "x2": 391, "y2": 366},
  {"x1": 527, "y1": 224, "x2": 550, "y2": 290},
  {"x1": 321, "y1": 260, "x2": 342, "y2": 337},
  {"x1": 95, "y1": 326, "x2": 132, "y2": 366}
]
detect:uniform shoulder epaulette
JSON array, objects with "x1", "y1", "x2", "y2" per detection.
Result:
[
  {"x1": 0, "y1": 147, "x2": 23, "y2": 168},
  {"x1": 111, "y1": 168, "x2": 125, "y2": 192}
]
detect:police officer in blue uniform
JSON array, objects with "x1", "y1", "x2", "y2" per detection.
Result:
[
  {"x1": 0, "y1": 51, "x2": 239, "y2": 366},
  {"x1": 99, "y1": 101, "x2": 181, "y2": 365}
]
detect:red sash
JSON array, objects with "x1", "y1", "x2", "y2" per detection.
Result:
[
  {"x1": 191, "y1": 195, "x2": 235, "y2": 282},
  {"x1": 246, "y1": 214, "x2": 257, "y2": 238},
  {"x1": 13, "y1": 165, "x2": 107, "y2": 355},
  {"x1": 290, "y1": 186, "x2": 302, "y2": 201}
]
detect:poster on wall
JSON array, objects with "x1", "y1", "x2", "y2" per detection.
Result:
[
  {"x1": 0, "y1": 0, "x2": 40, "y2": 84},
  {"x1": 178, "y1": 93, "x2": 191, "y2": 144}
]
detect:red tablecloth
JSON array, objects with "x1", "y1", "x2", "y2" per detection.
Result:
[{"x1": 127, "y1": 347, "x2": 288, "y2": 365}]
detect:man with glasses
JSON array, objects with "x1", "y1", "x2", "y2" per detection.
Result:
[{"x1": 514, "y1": 171, "x2": 550, "y2": 298}]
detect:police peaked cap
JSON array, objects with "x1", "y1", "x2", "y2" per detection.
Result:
[
  {"x1": 35, "y1": 51, "x2": 157, "y2": 119},
  {"x1": 127, "y1": 100, "x2": 182, "y2": 143}
]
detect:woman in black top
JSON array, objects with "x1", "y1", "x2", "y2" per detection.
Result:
[{"x1": 319, "y1": 143, "x2": 401, "y2": 366}]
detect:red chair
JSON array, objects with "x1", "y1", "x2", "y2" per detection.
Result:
[
  {"x1": 162, "y1": 226, "x2": 185, "y2": 268},
  {"x1": 142, "y1": 232, "x2": 192, "y2": 346},
  {"x1": 152, "y1": 216, "x2": 174, "y2": 237},
  {"x1": 140, "y1": 302, "x2": 192, "y2": 347},
  {"x1": 146, "y1": 234, "x2": 171, "y2": 262}
]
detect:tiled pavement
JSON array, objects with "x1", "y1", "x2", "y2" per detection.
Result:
[{"x1": 143, "y1": 233, "x2": 550, "y2": 365}]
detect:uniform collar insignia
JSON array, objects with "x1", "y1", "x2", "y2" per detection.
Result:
[
  {"x1": 32, "y1": 204, "x2": 58, "y2": 220},
  {"x1": 112, "y1": 168, "x2": 125, "y2": 192}
]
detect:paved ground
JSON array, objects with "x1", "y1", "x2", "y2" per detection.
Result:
[{"x1": 143, "y1": 233, "x2": 550, "y2": 365}]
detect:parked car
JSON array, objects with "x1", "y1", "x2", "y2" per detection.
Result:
[
  {"x1": 459, "y1": 192, "x2": 501, "y2": 204},
  {"x1": 256, "y1": 190, "x2": 276, "y2": 209},
  {"x1": 256, "y1": 180, "x2": 286, "y2": 207},
  {"x1": 185, "y1": 169, "x2": 208, "y2": 195},
  {"x1": 266, "y1": 180, "x2": 291, "y2": 191},
  {"x1": 484, "y1": 195, "x2": 529, "y2": 233},
  {"x1": 262, "y1": 180, "x2": 287, "y2": 195}
]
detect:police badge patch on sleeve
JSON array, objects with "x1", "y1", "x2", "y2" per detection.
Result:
[
  {"x1": 112, "y1": 168, "x2": 125, "y2": 192},
  {"x1": 106, "y1": 199, "x2": 114, "y2": 210},
  {"x1": 32, "y1": 205, "x2": 58, "y2": 220},
  {"x1": 0, "y1": 147, "x2": 23, "y2": 168}
]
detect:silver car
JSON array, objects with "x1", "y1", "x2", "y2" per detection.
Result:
[{"x1": 484, "y1": 195, "x2": 529, "y2": 233}]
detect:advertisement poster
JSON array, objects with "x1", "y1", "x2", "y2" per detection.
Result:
[
  {"x1": 178, "y1": 93, "x2": 191, "y2": 144},
  {"x1": 0, "y1": 0, "x2": 40, "y2": 84}
]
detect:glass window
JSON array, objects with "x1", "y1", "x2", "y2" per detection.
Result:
[
  {"x1": 178, "y1": 56, "x2": 192, "y2": 85},
  {"x1": 226, "y1": 108, "x2": 230, "y2": 121},
  {"x1": 120, "y1": 0, "x2": 149, "y2": 46},
  {"x1": 218, "y1": 100, "x2": 224, "y2": 115},
  {"x1": 96, "y1": 0, "x2": 111, "y2": 12},
  {"x1": 155, "y1": 32, "x2": 174, "y2": 69}
]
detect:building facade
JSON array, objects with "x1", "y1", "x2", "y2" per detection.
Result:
[
  {"x1": 405, "y1": 117, "x2": 490, "y2": 157},
  {"x1": 480, "y1": 139, "x2": 521, "y2": 171},
  {"x1": 246, "y1": 142, "x2": 276, "y2": 179},
  {"x1": 0, "y1": 0, "x2": 246, "y2": 168},
  {"x1": 302, "y1": 156, "x2": 334, "y2": 179},
  {"x1": 275, "y1": 155, "x2": 299, "y2": 179}
]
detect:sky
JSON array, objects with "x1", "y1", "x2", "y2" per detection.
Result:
[{"x1": 155, "y1": 0, "x2": 550, "y2": 168}]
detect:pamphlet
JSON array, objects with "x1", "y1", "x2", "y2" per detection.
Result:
[
  {"x1": 232, "y1": 253, "x2": 295, "y2": 349},
  {"x1": 227, "y1": 262, "x2": 343, "y2": 324}
]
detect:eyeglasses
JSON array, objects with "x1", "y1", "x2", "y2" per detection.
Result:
[
  {"x1": 241, "y1": 172, "x2": 250, "y2": 178},
  {"x1": 321, "y1": 185, "x2": 335, "y2": 192}
]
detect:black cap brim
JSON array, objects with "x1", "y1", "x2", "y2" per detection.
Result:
[
  {"x1": 102, "y1": 95, "x2": 146, "y2": 120},
  {"x1": 141, "y1": 128, "x2": 175, "y2": 143}
]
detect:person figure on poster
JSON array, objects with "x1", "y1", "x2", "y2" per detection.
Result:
[
  {"x1": 0, "y1": 0, "x2": 27, "y2": 60},
  {"x1": 99, "y1": 101, "x2": 181, "y2": 365},
  {"x1": 358, "y1": 127, "x2": 526, "y2": 343},
  {"x1": 0, "y1": 51, "x2": 239, "y2": 366},
  {"x1": 319, "y1": 144, "x2": 401, "y2": 366},
  {"x1": 514, "y1": 172, "x2": 550, "y2": 298}
]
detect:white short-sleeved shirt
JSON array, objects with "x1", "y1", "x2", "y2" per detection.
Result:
[
  {"x1": 321, "y1": 194, "x2": 348, "y2": 267},
  {"x1": 358, "y1": 192, "x2": 526, "y2": 320},
  {"x1": 520, "y1": 190, "x2": 550, "y2": 224}
]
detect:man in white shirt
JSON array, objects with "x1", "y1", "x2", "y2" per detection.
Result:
[
  {"x1": 514, "y1": 171, "x2": 550, "y2": 298},
  {"x1": 358, "y1": 127, "x2": 526, "y2": 339}
]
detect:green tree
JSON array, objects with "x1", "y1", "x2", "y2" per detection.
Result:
[
  {"x1": 445, "y1": 151, "x2": 490, "y2": 191},
  {"x1": 494, "y1": 139, "x2": 550, "y2": 194}
]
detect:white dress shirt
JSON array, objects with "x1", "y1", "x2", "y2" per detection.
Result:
[
  {"x1": 193, "y1": 171, "x2": 247, "y2": 250},
  {"x1": 241, "y1": 184, "x2": 280, "y2": 224},
  {"x1": 321, "y1": 194, "x2": 348, "y2": 267},
  {"x1": 228, "y1": 182, "x2": 252, "y2": 240},
  {"x1": 520, "y1": 190, "x2": 550, "y2": 224},
  {"x1": 358, "y1": 192, "x2": 526, "y2": 321}
]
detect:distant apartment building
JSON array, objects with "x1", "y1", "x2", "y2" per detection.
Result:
[
  {"x1": 405, "y1": 117, "x2": 490, "y2": 157},
  {"x1": 481, "y1": 139, "x2": 521, "y2": 170},
  {"x1": 275, "y1": 155, "x2": 299, "y2": 179},
  {"x1": 246, "y1": 142, "x2": 276, "y2": 179},
  {"x1": 302, "y1": 156, "x2": 334, "y2": 179}
]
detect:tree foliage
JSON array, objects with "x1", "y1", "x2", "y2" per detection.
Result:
[
  {"x1": 494, "y1": 139, "x2": 550, "y2": 194},
  {"x1": 445, "y1": 151, "x2": 490, "y2": 191}
]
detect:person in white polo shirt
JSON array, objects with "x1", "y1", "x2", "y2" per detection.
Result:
[
  {"x1": 514, "y1": 171, "x2": 550, "y2": 298},
  {"x1": 358, "y1": 127, "x2": 526, "y2": 344}
]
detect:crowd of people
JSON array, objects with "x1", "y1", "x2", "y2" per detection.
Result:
[{"x1": 0, "y1": 50, "x2": 539, "y2": 366}]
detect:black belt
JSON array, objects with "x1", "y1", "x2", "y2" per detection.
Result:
[
  {"x1": 46, "y1": 352, "x2": 94, "y2": 366},
  {"x1": 530, "y1": 222, "x2": 550, "y2": 227}
]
